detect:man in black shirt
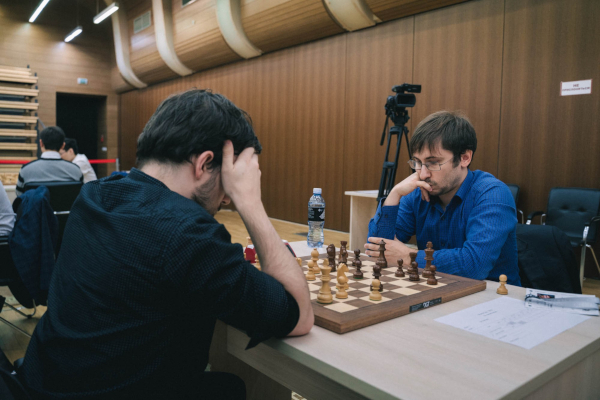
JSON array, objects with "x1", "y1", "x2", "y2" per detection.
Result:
[{"x1": 20, "y1": 90, "x2": 314, "y2": 399}]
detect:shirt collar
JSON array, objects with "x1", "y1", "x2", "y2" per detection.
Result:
[
  {"x1": 128, "y1": 168, "x2": 170, "y2": 190},
  {"x1": 455, "y1": 169, "x2": 475, "y2": 201},
  {"x1": 41, "y1": 151, "x2": 61, "y2": 159}
]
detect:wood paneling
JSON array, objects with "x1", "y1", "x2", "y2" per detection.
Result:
[
  {"x1": 172, "y1": 0, "x2": 241, "y2": 72},
  {"x1": 498, "y1": 0, "x2": 600, "y2": 214},
  {"x1": 499, "y1": 0, "x2": 600, "y2": 278},
  {"x1": 341, "y1": 17, "x2": 414, "y2": 232},
  {"x1": 0, "y1": 2, "x2": 118, "y2": 176},
  {"x1": 128, "y1": 0, "x2": 179, "y2": 84},
  {"x1": 241, "y1": 0, "x2": 344, "y2": 54},
  {"x1": 118, "y1": 0, "x2": 600, "y2": 241},
  {"x1": 413, "y1": 0, "x2": 505, "y2": 175},
  {"x1": 365, "y1": 0, "x2": 470, "y2": 22}
]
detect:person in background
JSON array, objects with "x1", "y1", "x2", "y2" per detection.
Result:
[
  {"x1": 16, "y1": 127, "x2": 83, "y2": 196},
  {"x1": 0, "y1": 180, "x2": 15, "y2": 236},
  {"x1": 60, "y1": 138, "x2": 98, "y2": 183}
]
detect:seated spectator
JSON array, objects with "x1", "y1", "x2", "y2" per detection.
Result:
[
  {"x1": 60, "y1": 138, "x2": 98, "y2": 183},
  {"x1": 16, "y1": 127, "x2": 83, "y2": 196},
  {"x1": 0, "y1": 180, "x2": 15, "y2": 236}
]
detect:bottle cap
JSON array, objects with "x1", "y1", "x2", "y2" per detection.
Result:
[{"x1": 313, "y1": 188, "x2": 322, "y2": 194}]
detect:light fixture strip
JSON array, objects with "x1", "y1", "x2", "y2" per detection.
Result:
[
  {"x1": 65, "y1": 26, "x2": 83, "y2": 43},
  {"x1": 93, "y1": 2, "x2": 119, "y2": 24},
  {"x1": 29, "y1": 0, "x2": 51, "y2": 23}
]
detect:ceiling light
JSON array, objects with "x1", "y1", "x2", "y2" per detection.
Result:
[
  {"x1": 93, "y1": 2, "x2": 119, "y2": 24},
  {"x1": 65, "y1": 26, "x2": 83, "y2": 43},
  {"x1": 29, "y1": 0, "x2": 51, "y2": 23}
]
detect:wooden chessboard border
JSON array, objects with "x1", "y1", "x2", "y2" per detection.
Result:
[{"x1": 299, "y1": 253, "x2": 487, "y2": 334}]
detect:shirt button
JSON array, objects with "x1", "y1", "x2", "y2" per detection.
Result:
[
  {"x1": 384, "y1": 214, "x2": 388, "y2": 218},
  {"x1": 441, "y1": 216, "x2": 445, "y2": 221}
]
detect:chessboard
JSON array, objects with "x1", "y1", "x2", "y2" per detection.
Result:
[{"x1": 298, "y1": 247, "x2": 486, "y2": 334}]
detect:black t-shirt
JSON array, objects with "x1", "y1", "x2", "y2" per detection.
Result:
[{"x1": 21, "y1": 169, "x2": 299, "y2": 399}]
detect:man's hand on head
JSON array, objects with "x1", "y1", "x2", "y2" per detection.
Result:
[
  {"x1": 384, "y1": 172, "x2": 432, "y2": 206},
  {"x1": 364, "y1": 237, "x2": 412, "y2": 267},
  {"x1": 221, "y1": 140, "x2": 261, "y2": 210}
]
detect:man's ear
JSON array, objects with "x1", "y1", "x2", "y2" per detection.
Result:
[
  {"x1": 60, "y1": 142, "x2": 66, "y2": 151},
  {"x1": 191, "y1": 151, "x2": 215, "y2": 179},
  {"x1": 460, "y1": 150, "x2": 473, "y2": 167}
]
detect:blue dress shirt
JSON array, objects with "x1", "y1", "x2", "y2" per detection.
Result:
[{"x1": 368, "y1": 170, "x2": 521, "y2": 285}]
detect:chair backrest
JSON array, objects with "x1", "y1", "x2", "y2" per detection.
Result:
[
  {"x1": 545, "y1": 187, "x2": 600, "y2": 244},
  {"x1": 22, "y1": 181, "x2": 82, "y2": 213},
  {"x1": 21, "y1": 181, "x2": 82, "y2": 254},
  {"x1": 506, "y1": 184, "x2": 520, "y2": 206},
  {"x1": 516, "y1": 224, "x2": 581, "y2": 293}
]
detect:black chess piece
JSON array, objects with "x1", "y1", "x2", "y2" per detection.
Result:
[
  {"x1": 376, "y1": 240, "x2": 388, "y2": 269},
  {"x1": 353, "y1": 249, "x2": 363, "y2": 279},
  {"x1": 395, "y1": 259, "x2": 405, "y2": 277},
  {"x1": 371, "y1": 264, "x2": 383, "y2": 292},
  {"x1": 327, "y1": 244, "x2": 336, "y2": 272},
  {"x1": 340, "y1": 240, "x2": 348, "y2": 264}
]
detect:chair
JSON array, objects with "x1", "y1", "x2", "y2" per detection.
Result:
[
  {"x1": 526, "y1": 187, "x2": 600, "y2": 287},
  {"x1": 506, "y1": 184, "x2": 524, "y2": 224},
  {"x1": 21, "y1": 181, "x2": 82, "y2": 252},
  {"x1": 0, "y1": 236, "x2": 35, "y2": 338}
]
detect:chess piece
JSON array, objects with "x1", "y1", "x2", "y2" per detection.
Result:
[
  {"x1": 409, "y1": 252, "x2": 420, "y2": 281},
  {"x1": 244, "y1": 237, "x2": 256, "y2": 264},
  {"x1": 340, "y1": 241, "x2": 348, "y2": 264},
  {"x1": 336, "y1": 263, "x2": 349, "y2": 290},
  {"x1": 497, "y1": 274, "x2": 508, "y2": 295},
  {"x1": 395, "y1": 259, "x2": 405, "y2": 278},
  {"x1": 371, "y1": 263, "x2": 383, "y2": 292},
  {"x1": 306, "y1": 260, "x2": 316, "y2": 281},
  {"x1": 336, "y1": 274, "x2": 348, "y2": 299},
  {"x1": 422, "y1": 242, "x2": 434, "y2": 278},
  {"x1": 317, "y1": 259, "x2": 333, "y2": 304},
  {"x1": 376, "y1": 240, "x2": 388, "y2": 269},
  {"x1": 311, "y1": 248, "x2": 321, "y2": 275},
  {"x1": 427, "y1": 264, "x2": 438, "y2": 285},
  {"x1": 297, "y1": 257, "x2": 303, "y2": 268},
  {"x1": 353, "y1": 250, "x2": 363, "y2": 279},
  {"x1": 327, "y1": 244, "x2": 337, "y2": 272},
  {"x1": 369, "y1": 279, "x2": 382, "y2": 301},
  {"x1": 254, "y1": 253, "x2": 261, "y2": 271}
]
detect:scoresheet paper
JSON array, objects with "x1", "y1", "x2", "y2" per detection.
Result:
[{"x1": 435, "y1": 297, "x2": 590, "y2": 349}]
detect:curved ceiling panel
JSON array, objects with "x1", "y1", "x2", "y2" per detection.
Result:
[
  {"x1": 240, "y1": 0, "x2": 345, "y2": 54},
  {"x1": 128, "y1": 0, "x2": 179, "y2": 84},
  {"x1": 364, "y1": 0, "x2": 469, "y2": 22},
  {"x1": 172, "y1": 0, "x2": 242, "y2": 72}
]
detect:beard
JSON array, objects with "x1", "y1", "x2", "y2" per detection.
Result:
[{"x1": 191, "y1": 172, "x2": 221, "y2": 216}]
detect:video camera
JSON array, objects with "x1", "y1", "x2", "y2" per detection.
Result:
[{"x1": 385, "y1": 84, "x2": 422, "y2": 114}]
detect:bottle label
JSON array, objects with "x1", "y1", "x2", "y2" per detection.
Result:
[{"x1": 308, "y1": 207, "x2": 325, "y2": 222}]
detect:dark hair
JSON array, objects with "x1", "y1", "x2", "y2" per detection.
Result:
[
  {"x1": 410, "y1": 111, "x2": 477, "y2": 167},
  {"x1": 40, "y1": 126, "x2": 66, "y2": 151},
  {"x1": 136, "y1": 89, "x2": 261, "y2": 169},
  {"x1": 64, "y1": 138, "x2": 79, "y2": 155}
]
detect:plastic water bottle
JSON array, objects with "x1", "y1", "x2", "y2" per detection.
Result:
[{"x1": 307, "y1": 188, "x2": 325, "y2": 248}]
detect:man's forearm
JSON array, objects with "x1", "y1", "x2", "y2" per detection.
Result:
[{"x1": 236, "y1": 202, "x2": 314, "y2": 334}]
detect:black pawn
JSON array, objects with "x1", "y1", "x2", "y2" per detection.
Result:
[{"x1": 395, "y1": 259, "x2": 405, "y2": 278}]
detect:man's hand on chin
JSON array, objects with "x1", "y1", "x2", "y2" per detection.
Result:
[{"x1": 364, "y1": 237, "x2": 412, "y2": 267}]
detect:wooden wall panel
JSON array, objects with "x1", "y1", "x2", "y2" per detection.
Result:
[
  {"x1": 499, "y1": 0, "x2": 600, "y2": 277},
  {"x1": 0, "y1": 2, "x2": 119, "y2": 176},
  {"x1": 365, "y1": 0, "x2": 470, "y2": 22},
  {"x1": 289, "y1": 35, "x2": 347, "y2": 230},
  {"x1": 413, "y1": 0, "x2": 505, "y2": 175},
  {"x1": 341, "y1": 17, "x2": 414, "y2": 232},
  {"x1": 118, "y1": 0, "x2": 599, "y2": 239},
  {"x1": 128, "y1": 0, "x2": 179, "y2": 84},
  {"x1": 241, "y1": 0, "x2": 344, "y2": 54},
  {"x1": 172, "y1": 0, "x2": 241, "y2": 72}
]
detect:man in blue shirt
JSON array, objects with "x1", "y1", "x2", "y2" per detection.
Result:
[{"x1": 367, "y1": 111, "x2": 520, "y2": 285}]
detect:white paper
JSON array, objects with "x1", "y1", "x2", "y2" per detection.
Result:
[
  {"x1": 561, "y1": 79, "x2": 592, "y2": 96},
  {"x1": 525, "y1": 289, "x2": 600, "y2": 316},
  {"x1": 435, "y1": 297, "x2": 589, "y2": 349}
]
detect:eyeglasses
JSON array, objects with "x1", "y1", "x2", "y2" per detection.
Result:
[{"x1": 407, "y1": 159, "x2": 452, "y2": 171}]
